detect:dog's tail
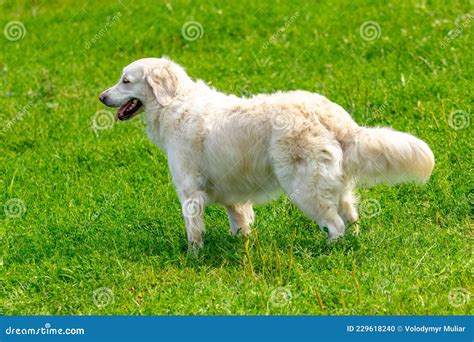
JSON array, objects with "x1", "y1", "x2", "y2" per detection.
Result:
[{"x1": 343, "y1": 127, "x2": 435, "y2": 186}]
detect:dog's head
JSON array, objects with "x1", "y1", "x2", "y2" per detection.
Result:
[{"x1": 99, "y1": 57, "x2": 184, "y2": 120}]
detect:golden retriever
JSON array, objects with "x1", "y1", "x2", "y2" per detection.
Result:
[{"x1": 99, "y1": 57, "x2": 434, "y2": 248}]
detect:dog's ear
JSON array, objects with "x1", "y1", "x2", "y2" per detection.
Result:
[{"x1": 146, "y1": 64, "x2": 178, "y2": 106}]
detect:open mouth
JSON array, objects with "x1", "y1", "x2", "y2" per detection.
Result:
[{"x1": 116, "y1": 98, "x2": 143, "y2": 121}]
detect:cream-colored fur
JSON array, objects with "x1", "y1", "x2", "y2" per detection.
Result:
[{"x1": 100, "y1": 57, "x2": 435, "y2": 247}]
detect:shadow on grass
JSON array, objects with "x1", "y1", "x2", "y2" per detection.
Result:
[{"x1": 86, "y1": 213, "x2": 363, "y2": 274}]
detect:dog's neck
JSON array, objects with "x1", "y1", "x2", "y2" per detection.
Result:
[
  {"x1": 142, "y1": 76, "x2": 199, "y2": 151},
  {"x1": 143, "y1": 72, "x2": 229, "y2": 152}
]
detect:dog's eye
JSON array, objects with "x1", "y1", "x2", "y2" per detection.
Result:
[{"x1": 123, "y1": 78, "x2": 130, "y2": 84}]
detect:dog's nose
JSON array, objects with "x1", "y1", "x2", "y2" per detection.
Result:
[{"x1": 99, "y1": 93, "x2": 107, "y2": 104}]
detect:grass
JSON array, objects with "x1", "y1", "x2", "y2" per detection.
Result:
[{"x1": 1, "y1": 0, "x2": 472, "y2": 315}]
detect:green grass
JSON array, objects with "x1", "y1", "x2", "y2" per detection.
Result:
[{"x1": 1, "y1": 0, "x2": 472, "y2": 315}]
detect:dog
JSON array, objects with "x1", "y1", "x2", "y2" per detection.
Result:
[{"x1": 99, "y1": 57, "x2": 435, "y2": 248}]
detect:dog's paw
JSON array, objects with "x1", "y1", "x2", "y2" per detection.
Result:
[
  {"x1": 327, "y1": 225, "x2": 346, "y2": 241},
  {"x1": 239, "y1": 227, "x2": 252, "y2": 238},
  {"x1": 328, "y1": 231, "x2": 344, "y2": 241},
  {"x1": 232, "y1": 226, "x2": 251, "y2": 238},
  {"x1": 188, "y1": 240, "x2": 203, "y2": 255}
]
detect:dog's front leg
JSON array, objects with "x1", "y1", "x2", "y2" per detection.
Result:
[
  {"x1": 179, "y1": 190, "x2": 207, "y2": 249},
  {"x1": 168, "y1": 154, "x2": 208, "y2": 249}
]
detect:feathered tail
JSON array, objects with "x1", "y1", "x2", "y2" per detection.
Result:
[{"x1": 343, "y1": 127, "x2": 435, "y2": 186}]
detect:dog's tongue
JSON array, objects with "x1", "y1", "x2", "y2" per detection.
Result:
[{"x1": 116, "y1": 99, "x2": 137, "y2": 121}]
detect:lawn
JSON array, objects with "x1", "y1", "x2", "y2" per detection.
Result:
[{"x1": 1, "y1": 0, "x2": 472, "y2": 315}]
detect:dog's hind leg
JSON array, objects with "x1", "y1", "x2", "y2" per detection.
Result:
[
  {"x1": 272, "y1": 131, "x2": 346, "y2": 240},
  {"x1": 286, "y1": 182, "x2": 346, "y2": 240},
  {"x1": 226, "y1": 203, "x2": 254, "y2": 237}
]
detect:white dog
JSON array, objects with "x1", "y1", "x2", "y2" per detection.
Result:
[{"x1": 100, "y1": 57, "x2": 434, "y2": 248}]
